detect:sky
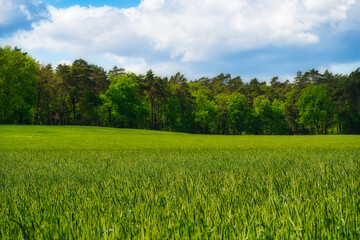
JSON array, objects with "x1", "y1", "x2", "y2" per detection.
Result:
[{"x1": 0, "y1": 0, "x2": 360, "y2": 81}]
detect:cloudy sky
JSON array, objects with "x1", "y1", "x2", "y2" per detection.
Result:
[{"x1": 0, "y1": 0, "x2": 359, "y2": 81}]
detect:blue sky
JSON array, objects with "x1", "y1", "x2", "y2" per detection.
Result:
[{"x1": 1, "y1": 0, "x2": 360, "y2": 81}]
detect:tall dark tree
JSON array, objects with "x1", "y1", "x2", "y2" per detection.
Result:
[
  {"x1": 269, "y1": 77, "x2": 291, "y2": 101},
  {"x1": 70, "y1": 59, "x2": 94, "y2": 125},
  {"x1": 243, "y1": 78, "x2": 266, "y2": 103},
  {"x1": 108, "y1": 66, "x2": 125, "y2": 77},
  {"x1": 35, "y1": 64, "x2": 63, "y2": 125},
  {"x1": 225, "y1": 76, "x2": 243, "y2": 93},
  {"x1": 143, "y1": 70, "x2": 168, "y2": 129},
  {"x1": 294, "y1": 71, "x2": 309, "y2": 90},
  {"x1": 303, "y1": 69, "x2": 323, "y2": 84},
  {"x1": 55, "y1": 64, "x2": 71, "y2": 124},
  {"x1": 214, "y1": 93, "x2": 229, "y2": 134},
  {"x1": 91, "y1": 65, "x2": 108, "y2": 95},
  {"x1": 342, "y1": 68, "x2": 360, "y2": 133},
  {"x1": 168, "y1": 72, "x2": 194, "y2": 132},
  {"x1": 209, "y1": 73, "x2": 231, "y2": 97},
  {"x1": 284, "y1": 89, "x2": 300, "y2": 134}
]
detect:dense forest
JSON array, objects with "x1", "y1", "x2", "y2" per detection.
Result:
[{"x1": 1, "y1": 46, "x2": 359, "y2": 134}]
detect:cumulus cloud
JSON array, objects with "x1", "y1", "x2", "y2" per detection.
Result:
[
  {"x1": 103, "y1": 52, "x2": 191, "y2": 77},
  {"x1": 6, "y1": 0, "x2": 357, "y2": 64},
  {"x1": 0, "y1": 0, "x2": 48, "y2": 37},
  {"x1": 10, "y1": 5, "x2": 145, "y2": 54},
  {"x1": 322, "y1": 61, "x2": 360, "y2": 74}
]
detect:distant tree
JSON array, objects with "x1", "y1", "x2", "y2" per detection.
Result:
[
  {"x1": 55, "y1": 64, "x2": 71, "y2": 124},
  {"x1": 225, "y1": 76, "x2": 243, "y2": 93},
  {"x1": 165, "y1": 91, "x2": 181, "y2": 131},
  {"x1": 322, "y1": 70, "x2": 346, "y2": 133},
  {"x1": 269, "y1": 77, "x2": 291, "y2": 101},
  {"x1": 91, "y1": 65, "x2": 108, "y2": 95},
  {"x1": 271, "y1": 99, "x2": 289, "y2": 134},
  {"x1": 88, "y1": 65, "x2": 108, "y2": 125},
  {"x1": 169, "y1": 72, "x2": 186, "y2": 84},
  {"x1": 70, "y1": 59, "x2": 94, "y2": 125},
  {"x1": 284, "y1": 89, "x2": 301, "y2": 134},
  {"x1": 253, "y1": 96, "x2": 273, "y2": 134},
  {"x1": 214, "y1": 93, "x2": 229, "y2": 134},
  {"x1": 0, "y1": 46, "x2": 38, "y2": 124},
  {"x1": 144, "y1": 70, "x2": 157, "y2": 129},
  {"x1": 243, "y1": 78, "x2": 266, "y2": 103},
  {"x1": 101, "y1": 74, "x2": 145, "y2": 128},
  {"x1": 298, "y1": 85, "x2": 335, "y2": 134},
  {"x1": 35, "y1": 64, "x2": 63, "y2": 125},
  {"x1": 341, "y1": 69, "x2": 360, "y2": 133},
  {"x1": 209, "y1": 73, "x2": 231, "y2": 97},
  {"x1": 294, "y1": 71, "x2": 309, "y2": 90},
  {"x1": 191, "y1": 86, "x2": 216, "y2": 134},
  {"x1": 167, "y1": 73, "x2": 194, "y2": 132},
  {"x1": 108, "y1": 66, "x2": 125, "y2": 77},
  {"x1": 143, "y1": 70, "x2": 168, "y2": 129},
  {"x1": 3, "y1": 44, "x2": 360, "y2": 136},
  {"x1": 227, "y1": 93, "x2": 251, "y2": 134},
  {"x1": 303, "y1": 69, "x2": 323, "y2": 84}
]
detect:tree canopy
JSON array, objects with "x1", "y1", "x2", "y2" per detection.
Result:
[
  {"x1": 0, "y1": 46, "x2": 38, "y2": 124},
  {"x1": 1, "y1": 45, "x2": 360, "y2": 135}
]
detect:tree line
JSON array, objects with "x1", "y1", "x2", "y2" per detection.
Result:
[{"x1": 1, "y1": 46, "x2": 360, "y2": 134}]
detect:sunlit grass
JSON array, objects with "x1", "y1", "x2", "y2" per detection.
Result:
[{"x1": 1, "y1": 125, "x2": 359, "y2": 239}]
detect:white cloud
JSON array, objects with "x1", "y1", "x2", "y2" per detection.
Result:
[
  {"x1": 0, "y1": 0, "x2": 15, "y2": 25},
  {"x1": 335, "y1": 0, "x2": 360, "y2": 31},
  {"x1": 322, "y1": 61, "x2": 360, "y2": 74},
  {"x1": 103, "y1": 52, "x2": 191, "y2": 77},
  {"x1": 6, "y1": 0, "x2": 357, "y2": 64},
  {"x1": 103, "y1": 53, "x2": 149, "y2": 73},
  {"x1": 139, "y1": 0, "x2": 165, "y2": 11},
  {"x1": 10, "y1": 5, "x2": 142, "y2": 54},
  {"x1": 57, "y1": 59, "x2": 72, "y2": 66},
  {"x1": 19, "y1": 5, "x2": 32, "y2": 20},
  {"x1": 0, "y1": 0, "x2": 47, "y2": 35}
]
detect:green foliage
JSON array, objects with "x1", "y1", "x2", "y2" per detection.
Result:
[
  {"x1": 101, "y1": 74, "x2": 146, "y2": 128},
  {"x1": 271, "y1": 99, "x2": 289, "y2": 134},
  {"x1": 191, "y1": 86, "x2": 216, "y2": 133},
  {"x1": 35, "y1": 64, "x2": 63, "y2": 125},
  {"x1": 299, "y1": 85, "x2": 335, "y2": 134},
  {"x1": 165, "y1": 93, "x2": 181, "y2": 131},
  {"x1": 0, "y1": 46, "x2": 38, "y2": 123},
  {"x1": 252, "y1": 97, "x2": 289, "y2": 135},
  {"x1": 214, "y1": 93, "x2": 229, "y2": 134},
  {"x1": 227, "y1": 92, "x2": 251, "y2": 134},
  {"x1": 1, "y1": 45, "x2": 360, "y2": 134},
  {"x1": 284, "y1": 89, "x2": 301, "y2": 134},
  {"x1": 1, "y1": 125, "x2": 360, "y2": 239},
  {"x1": 168, "y1": 75, "x2": 194, "y2": 132},
  {"x1": 143, "y1": 70, "x2": 168, "y2": 130},
  {"x1": 342, "y1": 69, "x2": 360, "y2": 133},
  {"x1": 254, "y1": 96, "x2": 273, "y2": 134}
]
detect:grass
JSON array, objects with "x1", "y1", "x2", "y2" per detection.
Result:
[{"x1": 0, "y1": 125, "x2": 359, "y2": 239}]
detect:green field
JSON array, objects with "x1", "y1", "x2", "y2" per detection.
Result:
[{"x1": 1, "y1": 125, "x2": 360, "y2": 239}]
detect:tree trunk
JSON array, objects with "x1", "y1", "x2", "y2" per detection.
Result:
[
  {"x1": 35, "y1": 94, "x2": 40, "y2": 125},
  {"x1": 162, "y1": 103, "x2": 166, "y2": 131},
  {"x1": 73, "y1": 98, "x2": 76, "y2": 124},
  {"x1": 19, "y1": 112, "x2": 23, "y2": 124}
]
